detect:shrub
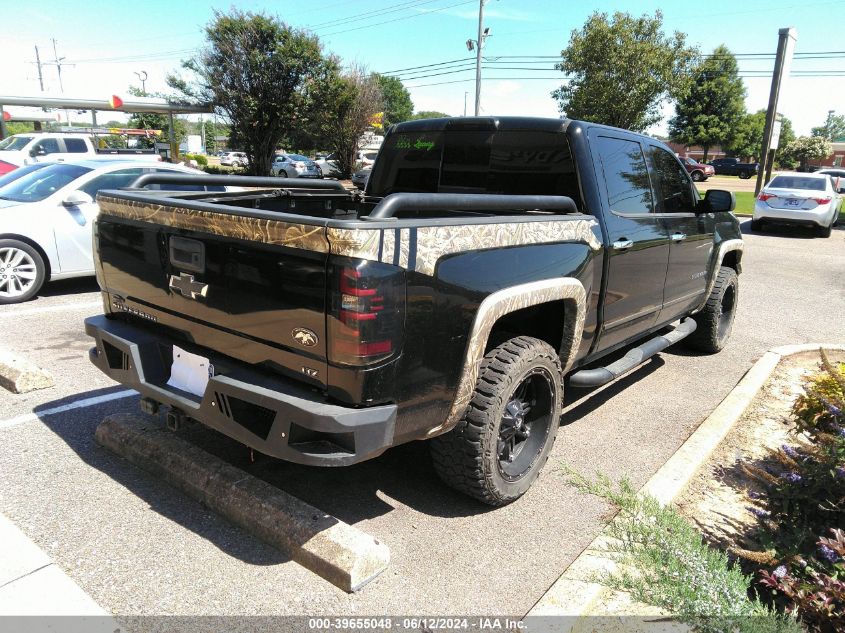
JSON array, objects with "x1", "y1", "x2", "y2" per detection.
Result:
[
  {"x1": 181, "y1": 152, "x2": 208, "y2": 167},
  {"x1": 732, "y1": 350, "x2": 845, "y2": 630},
  {"x1": 563, "y1": 468, "x2": 801, "y2": 633}
]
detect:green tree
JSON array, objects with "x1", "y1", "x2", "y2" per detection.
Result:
[
  {"x1": 811, "y1": 111, "x2": 845, "y2": 141},
  {"x1": 552, "y1": 10, "x2": 697, "y2": 131},
  {"x1": 314, "y1": 65, "x2": 382, "y2": 178},
  {"x1": 669, "y1": 45, "x2": 746, "y2": 162},
  {"x1": 411, "y1": 110, "x2": 450, "y2": 120},
  {"x1": 782, "y1": 136, "x2": 832, "y2": 171},
  {"x1": 374, "y1": 74, "x2": 413, "y2": 127},
  {"x1": 723, "y1": 110, "x2": 795, "y2": 163},
  {"x1": 125, "y1": 86, "x2": 186, "y2": 148},
  {"x1": 167, "y1": 9, "x2": 335, "y2": 175}
]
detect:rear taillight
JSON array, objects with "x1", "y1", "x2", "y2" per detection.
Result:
[
  {"x1": 328, "y1": 258, "x2": 405, "y2": 366},
  {"x1": 757, "y1": 193, "x2": 776, "y2": 202},
  {"x1": 811, "y1": 197, "x2": 832, "y2": 205},
  {"x1": 0, "y1": 161, "x2": 18, "y2": 176}
]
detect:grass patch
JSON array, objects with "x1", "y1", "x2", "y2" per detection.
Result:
[{"x1": 734, "y1": 191, "x2": 754, "y2": 216}]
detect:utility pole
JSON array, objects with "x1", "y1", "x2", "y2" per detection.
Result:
[
  {"x1": 33, "y1": 46, "x2": 45, "y2": 92},
  {"x1": 51, "y1": 39, "x2": 66, "y2": 93},
  {"x1": 464, "y1": 91, "x2": 468, "y2": 116},
  {"x1": 755, "y1": 27, "x2": 797, "y2": 196},
  {"x1": 473, "y1": 0, "x2": 486, "y2": 116}
]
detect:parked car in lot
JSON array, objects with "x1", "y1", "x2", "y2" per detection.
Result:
[
  {"x1": 679, "y1": 156, "x2": 715, "y2": 182},
  {"x1": 0, "y1": 132, "x2": 160, "y2": 174},
  {"x1": 752, "y1": 172, "x2": 843, "y2": 237},
  {"x1": 220, "y1": 152, "x2": 248, "y2": 168},
  {"x1": 351, "y1": 166, "x2": 371, "y2": 190},
  {"x1": 84, "y1": 116, "x2": 742, "y2": 505},
  {"x1": 709, "y1": 157, "x2": 759, "y2": 179},
  {"x1": 270, "y1": 153, "x2": 322, "y2": 178},
  {"x1": 316, "y1": 150, "x2": 379, "y2": 177},
  {"x1": 0, "y1": 162, "x2": 51, "y2": 187},
  {"x1": 0, "y1": 160, "x2": 225, "y2": 303}
]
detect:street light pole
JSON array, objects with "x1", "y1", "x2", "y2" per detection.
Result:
[
  {"x1": 755, "y1": 27, "x2": 797, "y2": 196},
  {"x1": 473, "y1": 0, "x2": 486, "y2": 116},
  {"x1": 464, "y1": 91, "x2": 468, "y2": 116},
  {"x1": 134, "y1": 71, "x2": 148, "y2": 94}
]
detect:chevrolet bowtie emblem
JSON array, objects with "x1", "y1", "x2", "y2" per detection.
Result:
[{"x1": 169, "y1": 272, "x2": 209, "y2": 300}]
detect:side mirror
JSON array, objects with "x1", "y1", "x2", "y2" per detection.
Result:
[
  {"x1": 62, "y1": 191, "x2": 94, "y2": 207},
  {"x1": 838, "y1": 187, "x2": 845, "y2": 195},
  {"x1": 699, "y1": 189, "x2": 735, "y2": 213}
]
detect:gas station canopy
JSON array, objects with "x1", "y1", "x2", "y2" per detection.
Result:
[{"x1": 0, "y1": 95, "x2": 213, "y2": 114}]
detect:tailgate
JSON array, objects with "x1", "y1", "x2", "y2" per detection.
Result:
[{"x1": 95, "y1": 194, "x2": 331, "y2": 387}]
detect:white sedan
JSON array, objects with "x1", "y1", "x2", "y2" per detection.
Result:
[
  {"x1": 752, "y1": 171, "x2": 843, "y2": 238},
  {"x1": 0, "y1": 160, "x2": 220, "y2": 303}
]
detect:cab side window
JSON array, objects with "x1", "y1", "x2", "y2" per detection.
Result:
[
  {"x1": 595, "y1": 136, "x2": 654, "y2": 215},
  {"x1": 650, "y1": 146, "x2": 697, "y2": 214},
  {"x1": 64, "y1": 138, "x2": 88, "y2": 153},
  {"x1": 32, "y1": 138, "x2": 60, "y2": 155}
]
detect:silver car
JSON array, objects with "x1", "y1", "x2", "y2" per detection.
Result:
[
  {"x1": 752, "y1": 171, "x2": 843, "y2": 238},
  {"x1": 271, "y1": 153, "x2": 322, "y2": 178},
  {"x1": 0, "y1": 160, "x2": 219, "y2": 303}
]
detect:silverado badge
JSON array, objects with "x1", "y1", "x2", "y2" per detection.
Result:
[
  {"x1": 292, "y1": 327, "x2": 318, "y2": 347},
  {"x1": 169, "y1": 273, "x2": 209, "y2": 300}
]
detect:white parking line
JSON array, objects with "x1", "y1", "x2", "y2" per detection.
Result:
[
  {"x1": 0, "y1": 301, "x2": 103, "y2": 318},
  {"x1": 0, "y1": 390, "x2": 136, "y2": 431}
]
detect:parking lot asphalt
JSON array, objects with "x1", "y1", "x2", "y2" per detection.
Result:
[{"x1": 0, "y1": 221, "x2": 843, "y2": 617}]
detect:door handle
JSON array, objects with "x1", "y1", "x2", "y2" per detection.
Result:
[
  {"x1": 612, "y1": 239, "x2": 634, "y2": 250},
  {"x1": 670, "y1": 232, "x2": 687, "y2": 242}
]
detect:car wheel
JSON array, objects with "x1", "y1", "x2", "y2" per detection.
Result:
[
  {"x1": 0, "y1": 239, "x2": 47, "y2": 305},
  {"x1": 691, "y1": 171, "x2": 704, "y2": 182},
  {"x1": 685, "y1": 266, "x2": 738, "y2": 354},
  {"x1": 430, "y1": 336, "x2": 562, "y2": 506},
  {"x1": 231, "y1": 161, "x2": 241, "y2": 168},
  {"x1": 279, "y1": 170, "x2": 288, "y2": 178},
  {"x1": 750, "y1": 218, "x2": 764, "y2": 232},
  {"x1": 738, "y1": 171, "x2": 751, "y2": 179},
  {"x1": 816, "y1": 223, "x2": 832, "y2": 238}
]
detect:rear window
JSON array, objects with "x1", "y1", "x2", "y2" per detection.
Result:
[
  {"x1": 768, "y1": 176, "x2": 827, "y2": 191},
  {"x1": 367, "y1": 129, "x2": 581, "y2": 205}
]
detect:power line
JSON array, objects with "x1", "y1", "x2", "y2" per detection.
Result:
[
  {"x1": 318, "y1": 0, "x2": 476, "y2": 37},
  {"x1": 306, "y1": 0, "x2": 443, "y2": 31}
]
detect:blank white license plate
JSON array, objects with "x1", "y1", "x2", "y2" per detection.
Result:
[{"x1": 166, "y1": 345, "x2": 213, "y2": 397}]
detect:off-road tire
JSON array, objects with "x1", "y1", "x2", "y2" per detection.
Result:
[
  {"x1": 750, "y1": 218, "x2": 763, "y2": 231},
  {"x1": 430, "y1": 336, "x2": 562, "y2": 506},
  {"x1": 685, "y1": 266, "x2": 738, "y2": 354}
]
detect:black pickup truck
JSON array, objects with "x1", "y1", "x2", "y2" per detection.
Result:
[
  {"x1": 709, "y1": 157, "x2": 759, "y2": 179},
  {"x1": 84, "y1": 117, "x2": 743, "y2": 505}
]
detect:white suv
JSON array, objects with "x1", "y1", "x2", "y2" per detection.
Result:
[{"x1": 220, "y1": 152, "x2": 248, "y2": 168}]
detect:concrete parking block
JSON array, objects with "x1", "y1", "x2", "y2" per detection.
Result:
[
  {"x1": 0, "y1": 350, "x2": 54, "y2": 394},
  {"x1": 95, "y1": 413, "x2": 390, "y2": 592}
]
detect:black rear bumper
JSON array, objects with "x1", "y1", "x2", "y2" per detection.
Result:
[{"x1": 84, "y1": 315, "x2": 396, "y2": 466}]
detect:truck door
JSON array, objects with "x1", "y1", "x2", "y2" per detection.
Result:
[
  {"x1": 592, "y1": 134, "x2": 670, "y2": 352},
  {"x1": 646, "y1": 144, "x2": 714, "y2": 324}
]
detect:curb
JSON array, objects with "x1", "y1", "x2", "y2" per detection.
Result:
[
  {"x1": 526, "y1": 343, "x2": 845, "y2": 625},
  {"x1": 95, "y1": 413, "x2": 390, "y2": 593},
  {"x1": 0, "y1": 349, "x2": 53, "y2": 394}
]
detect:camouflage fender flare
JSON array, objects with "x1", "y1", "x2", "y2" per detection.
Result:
[
  {"x1": 694, "y1": 239, "x2": 744, "y2": 313},
  {"x1": 428, "y1": 277, "x2": 587, "y2": 437}
]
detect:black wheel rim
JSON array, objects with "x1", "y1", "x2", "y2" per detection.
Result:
[
  {"x1": 497, "y1": 368, "x2": 554, "y2": 481},
  {"x1": 718, "y1": 282, "x2": 736, "y2": 340}
]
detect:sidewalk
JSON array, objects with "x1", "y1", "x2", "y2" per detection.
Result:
[{"x1": 0, "y1": 511, "x2": 115, "y2": 626}]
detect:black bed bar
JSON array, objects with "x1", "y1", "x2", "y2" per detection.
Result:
[
  {"x1": 365, "y1": 193, "x2": 578, "y2": 220},
  {"x1": 128, "y1": 173, "x2": 349, "y2": 192}
]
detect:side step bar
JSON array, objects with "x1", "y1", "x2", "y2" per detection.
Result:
[{"x1": 568, "y1": 317, "x2": 698, "y2": 388}]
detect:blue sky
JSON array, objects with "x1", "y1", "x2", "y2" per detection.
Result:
[{"x1": 4, "y1": 0, "x2": 844, "y2": 135}]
